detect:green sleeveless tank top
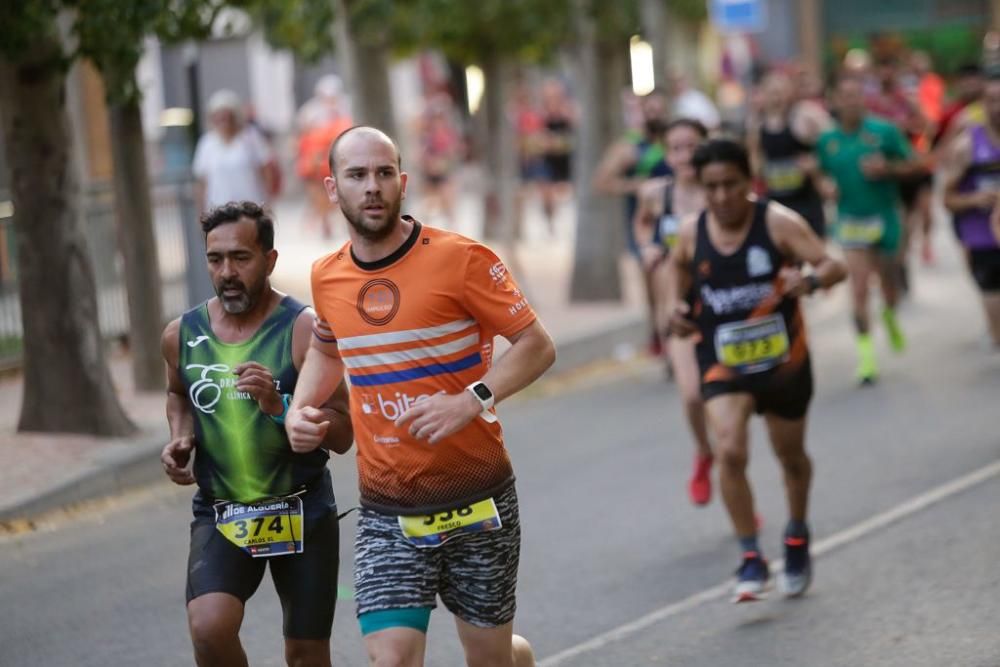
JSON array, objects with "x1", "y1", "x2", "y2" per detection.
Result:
[{"x1": 178, "y1": 295, "x2": 328, "y2": 503}]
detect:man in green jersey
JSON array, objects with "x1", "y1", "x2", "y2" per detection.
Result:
[
  {"x1": 816, "y1": 75, "x2": 924, "y2": 384},
  {"x1": 160, "y1": 201, "x2": 353, "y2": 666}
]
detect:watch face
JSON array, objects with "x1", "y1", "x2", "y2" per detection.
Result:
[{"x1": 472, "y1": 383, "x2": 493, "y2": 401}]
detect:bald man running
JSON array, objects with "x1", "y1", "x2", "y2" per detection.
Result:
[{"x1": 287, "y1": 126, "x2": 555, "y2": 666}]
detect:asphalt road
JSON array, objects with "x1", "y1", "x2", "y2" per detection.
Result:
[{"x1": 2, "y1": 237, "x2": 999, "y2": 667}]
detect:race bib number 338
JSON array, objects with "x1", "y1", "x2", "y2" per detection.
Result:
[
  {"x1": 215, "y1": 496, "x2": 304, "y2": 558},
  {"x1": 398, "y1": 498, "x2": 502, "y2": 548},
  {"x1": 714, "y1": 314, "x2": 790, "y2": 374}
]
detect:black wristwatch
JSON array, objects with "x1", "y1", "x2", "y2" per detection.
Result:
[{"x1": 806, "y1": 274, "x2": 821, "y2": 295}]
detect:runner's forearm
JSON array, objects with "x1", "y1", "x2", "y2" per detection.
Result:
[
  {"x1": 478, "y1": 321, "x2": 555, "y2": 404},
  {"x1": 166, "y1": 391, "x2": 194, "y2": 440},
  {"x1": 889, "y1": 158, "x2": 927, "y2": 179},
  {"x1": 810, "y1": 257, "x2": 847, "y2": 290},
  {"x1": 665, "y1": 253, "x2": 693, "y2": 312},
  {"x1": 943, "y1": 189, "x2": 989, "y2": 213},
  {"x1": 290, "y1": 346, "x2": 345, "y2": 412},
  {"x1": 317, "y1": 384, "x2": 353, "y2": 454}
]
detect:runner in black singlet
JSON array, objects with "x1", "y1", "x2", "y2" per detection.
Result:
[
  {"x1": 747, "y1": 70, "x2": 832, "y2": 238},
  {"x1": 632, "y1": 119, "x2": 713, "y2": 506},
  {"x1": 665, "y1": 139, "x2": 846, "y2": 603}
]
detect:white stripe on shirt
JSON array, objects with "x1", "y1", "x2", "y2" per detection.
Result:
[
  {"x1": 336, "y1": 318, "x2": 476, "y2": 351},
  {"x1": 340, "y1": 333, "x2": 481, "y2": 369}
]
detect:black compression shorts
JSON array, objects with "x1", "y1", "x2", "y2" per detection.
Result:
[
  {"x1": 970, "y1": 248, "x2": 1000, "y2": 292},
  {"x1": 185, "y1": 472, "x2": 340, "y2": 640}
]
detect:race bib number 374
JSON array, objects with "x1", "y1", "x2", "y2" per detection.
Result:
[{"x1": 215, "y1": 496, "x2": 304, "y2": 558}]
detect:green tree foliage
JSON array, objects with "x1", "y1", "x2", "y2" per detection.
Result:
[
  {"x1": 669, "y1": 0, "x2": 708, "y2": 22},
  {"x1": 246, "y1": 0, "x2": 335, "y2": 63},
  {"x1": 0, "y1": 1, "x2": 62, "y2": 63},
  {"x1": 399, "y1": 0, "x2": 572, "y2": 65}
]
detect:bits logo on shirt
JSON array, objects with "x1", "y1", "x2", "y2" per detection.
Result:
[
  {"x1": 360, "y1": 391, "x2": 431, "y2": 420},
  {"x1": 357, "y1": 279, "x2": 400, "y2": 326}
]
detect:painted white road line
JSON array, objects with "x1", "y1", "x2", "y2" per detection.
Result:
[{"x1": 538, "y1": 459, "x2": 1000, "y2": 667}]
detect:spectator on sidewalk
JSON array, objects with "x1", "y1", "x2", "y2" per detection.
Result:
[
  {"x1": 192, "y1": 90, "x2": 278, "y2": 214},
  {"x1": 415, "y1": 92, "x2": 464, "y2": 229},
  {"x1": 669, "y1": 70, "x2": 721, "y2": 131},
  {"x1": 296, "y1": 75, "x2": 354, "y2": 239}
]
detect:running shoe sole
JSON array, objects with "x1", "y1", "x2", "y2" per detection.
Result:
[
  {"x1": 731, "y1": 580, "x2": 769, "y2": 604},
  {"x1": 777, "y1": 568, "x2": 812, "y2": 598}
]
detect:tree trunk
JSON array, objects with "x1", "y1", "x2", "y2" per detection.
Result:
[
  {"x1": 0, "y1": 40, "x2": 136, "y2": 435},
  {"x1": 480, "y1": 53, "x2": 519, "y2": 244},
  {"x1": 640, "y1": 0, "x2": 669, "y2": 89},
  {"x1": 108, "y1": 94, "x2": 164, "y2": 392},
  {"x1": 663, "y1": 5, "x2": 700, "y2": 85},
  {"x1": 335, "y1": 0, "x2": 397, "y2": 139},
  {"x1": 569, "y1": 10, "x2": 626, "y2": 302}
]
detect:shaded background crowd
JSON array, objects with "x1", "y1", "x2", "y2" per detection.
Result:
[{"x1": 2, "y1": 0, "x2": 1000, "y2": 436}]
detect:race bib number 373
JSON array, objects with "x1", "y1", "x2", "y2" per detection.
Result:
[
  {"x1": 215, "y1": 496, "x2": 304, "y2": 558},
  {"x1": 714, "y1": 314, "x2": 790, "y2": 374},
  {"x1": 398, "y1": 498, "x2": 502, "y2": 548}
]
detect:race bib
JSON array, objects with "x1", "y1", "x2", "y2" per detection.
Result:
[
  {"x1": 838, "y1": 215, "x2": 885, "y2": 247},
  {"x1": 764, "y1": 159, "x2": 806, "y2": 195},
  {"x1": 714, "y1": 314, "x2": 790, "y2": 374},
  {"x1": 976, "y1": 173, "x2": 1000, "y2": 193},
  {"x1": 215, "y1": 496, "x2": 304, "y2": 558},
  {"x1": 398, "y1": 497, "x2": 502, "y2": 548},
  {"x1": 659, "y1": 214, "x2": 680, "y2": 249}
]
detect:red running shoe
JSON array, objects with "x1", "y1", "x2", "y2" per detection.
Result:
[{"x1": 687, "y1": 453, "x2": 713, "y2": 505}]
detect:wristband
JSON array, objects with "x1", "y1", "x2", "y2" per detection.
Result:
[
  {"x1": 269, "y1": 393, "x2": 292, "y2": 425},
  {"x1": 806, "y1": 274, "x2": 821, "y2": 295}
]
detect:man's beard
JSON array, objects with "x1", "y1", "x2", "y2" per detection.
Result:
[
  {"x1": 343, "y1": 196, "x2": 402, "y2": 242},
  {"x1": 216, "y1": 278, "x2": 263, "y2": 314}
]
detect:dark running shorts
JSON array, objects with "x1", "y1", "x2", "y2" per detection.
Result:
[
  {"x1": 970, "y1": 248, "x2": 1000, "y2": 292},
  {"x1": 899, "y1": 172, "x2": 933, "y2": 209},
  {"x1": 185, "y1": 471, "x2": 339, "y2": 640},
  {"x1": 354, "y1": 483, "x2": 521, "y2": 629},
  {"x1": 772, "y1": 195, "x2": 826, "y2": 239},
  {"x1": 702, "y1": 357, "x2": 814, "y2": 420}
]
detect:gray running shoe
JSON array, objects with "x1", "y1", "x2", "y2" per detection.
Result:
[{"x1": 777, "y1": 535, "x2": 812, "y2": 598}]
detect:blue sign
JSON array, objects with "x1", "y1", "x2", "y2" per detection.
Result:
[{"x1": 710, "y1": 0, "x2": 768, "y2": 33}]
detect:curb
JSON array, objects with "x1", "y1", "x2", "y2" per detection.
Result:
[
  {"x1": 549, "y1": 314, "x2": 648, "y2": 375},
  {"x1": 0, "y1": 428, "x2": 167, "y2": 524},
  {"x1": 0, "y1": 315, "x2": 647, "y2": 523}
]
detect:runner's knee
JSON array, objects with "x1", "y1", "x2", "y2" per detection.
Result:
[
  {"x1": 716, "y1": 440, "x2": 748, "y2": 470},
  {"x1": 775, "y1": 447, "x2": 811, "y2": 476},
  {"x1": 188, "y1": 592, "x2": 243, "y2": 641},
  {"x1": 512, "y1": 634, "x2": 536, "y2": 667},
  {"x1": 284, "y1": 639, "x2": 331, "y2": 667},
  {"x1": 463, "y1": 638, "x2": 518, "y2": 667},
  {"x1": 188, "y1": 612, "x2": 238, "y2": 657},
  {"x1": 367, "y1": 646, "x2": 422, "y2": 667}
]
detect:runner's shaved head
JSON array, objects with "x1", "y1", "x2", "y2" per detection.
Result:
[{"x1": 328, "y1": 125, "x2": 402, "y2": 175}]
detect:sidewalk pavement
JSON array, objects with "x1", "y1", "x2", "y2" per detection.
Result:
[{"x1": 0, "y1": 183, "x2": 649, "y2": 523}]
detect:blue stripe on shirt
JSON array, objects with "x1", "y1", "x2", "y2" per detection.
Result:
[{"x1": 348, "y1": 352, "x2": 483, "y2": 387}]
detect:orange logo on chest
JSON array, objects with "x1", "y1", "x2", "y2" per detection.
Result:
[{"x1": 357, "y1": 279, "x2": 400, "y2": 325}]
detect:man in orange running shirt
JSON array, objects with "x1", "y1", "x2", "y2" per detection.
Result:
[{"x1": 286, "y1": 126, "x2": 555, "y2": 667}]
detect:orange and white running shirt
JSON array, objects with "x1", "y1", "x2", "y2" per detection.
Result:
[{"x1": 311, "y1": 218, "x2": 537, "y2": 513}]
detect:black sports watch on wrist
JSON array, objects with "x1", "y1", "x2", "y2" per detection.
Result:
[{"x1": 806, "y1": 274, "x2": 821, "y2": 295}]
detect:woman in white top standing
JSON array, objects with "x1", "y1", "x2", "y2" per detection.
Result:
[{"x1": 192, "y1": 90, "x2": 276, "y2": 213}]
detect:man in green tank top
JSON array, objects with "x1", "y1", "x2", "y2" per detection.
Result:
[{"x1": 160, "y1": 201, "x2": 353, "y2": 666}]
